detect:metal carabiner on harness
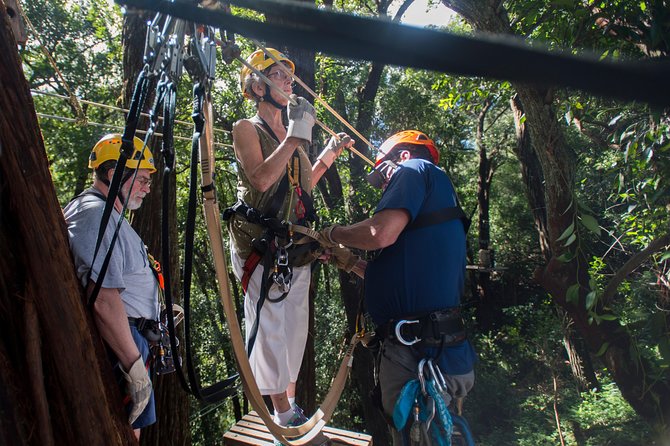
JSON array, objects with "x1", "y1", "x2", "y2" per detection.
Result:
[
  {"x1": 395, "y1": 319, "x2": 421, "y2": 346},
  {"x1": 272, "y1": 242, "x2": 292, "y2": 293}
]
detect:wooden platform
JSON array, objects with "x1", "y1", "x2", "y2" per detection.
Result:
[{"x1": 224, "y1": 412, "x2": 373, "y2": 446}]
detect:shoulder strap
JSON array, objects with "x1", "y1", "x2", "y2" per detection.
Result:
[
  {"x1": 250, "y1": 115, "x2": 281, "y2": 144},
  {"x1": 406, "y1": 171, "x2": 471, "y2": 233},
  {"x1": 405, "y1": 206, "x2": 471, "y2": 233},
  {"x1": 71, "y1": 189, "x2": 107, "y2": 203}
]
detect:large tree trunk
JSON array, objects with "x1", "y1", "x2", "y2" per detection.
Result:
[
  {"x1": 121, "y1": 11, "x2": 191, "y2": 446},
  {"x1": 445, "y1": 0, "x2": 670, "y2": 431},
  {"x1": 510, "y1": 95, "x2": 599, "y2": 392},
  {"x1": 0, "y1": 5, "x2": 135, "y2": 445}
]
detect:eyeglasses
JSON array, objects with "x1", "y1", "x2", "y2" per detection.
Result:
[
  {"x1": 267, "y1": 70, "x2": 292, "y2": 82},
  {"x1": 135, "y1": 177, "x2": 152, "y2": 187}
]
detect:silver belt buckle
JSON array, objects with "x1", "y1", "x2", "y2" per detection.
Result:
[{"x1": 395, "y1": 319, "x2": 421, "y2": 345}]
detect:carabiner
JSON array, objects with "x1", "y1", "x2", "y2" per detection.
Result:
[{"x1": 395, "y1": 319, "x2": 421, "y2": 346}]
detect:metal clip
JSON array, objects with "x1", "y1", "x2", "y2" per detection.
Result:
[
  {"x1": 272, "y1": 267, "x2": 292, "y2": 293},
  {"x1": 276, "y1": 246, "x2": 289, "y2": 267},
  {"x1": 395, "y1": 319, "x2": 421, "y2": 345}
]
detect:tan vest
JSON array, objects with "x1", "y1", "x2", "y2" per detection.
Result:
[{"x1": 228, "y1": 117, "x2": 313, "y2": 262}]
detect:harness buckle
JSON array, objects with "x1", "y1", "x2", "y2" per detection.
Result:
[{"x1": 395, "y1": 319, "x2": 421, "y2": 346}]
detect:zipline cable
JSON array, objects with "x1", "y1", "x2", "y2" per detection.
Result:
[
  {"x1": 31, "y1": 89, "x2": 230, "y2": 135},
  {"x1": 118, "y1": 0, "x2": 670, "y2": 107},
  {"x1": 35, "y1": 112, "x2": 233, "y2": 148},
  {"x1": 252, "y1": 39, "x2": 376, "y2": 166}
]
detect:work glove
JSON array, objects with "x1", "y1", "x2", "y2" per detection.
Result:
[
  {"x1": 330, "y1": 245, "x2": 359, "y2": 273},
  {"x1": 319, "y1": 224, "x2": 340, "y2": 248},
  {"x1": 287, "y1": 94, "x2": 316, "y2": 143},
  {"x1": 317, "y1": 132, "x2": 353, "y2": 168},
  {"x1": 121, "y1": 356, "x2": 152, "y2": 424}
]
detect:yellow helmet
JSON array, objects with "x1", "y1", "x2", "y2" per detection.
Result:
[
  {"x1": 239, "y1": 48, "x2": 295, "y2": 99},
  {"x1": 89, "y1": 134, "x2": 156, "y2": 173}
]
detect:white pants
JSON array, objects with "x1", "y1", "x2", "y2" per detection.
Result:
[{"x1": 231, "y1": 249, "x2": 310, "y2": 395}]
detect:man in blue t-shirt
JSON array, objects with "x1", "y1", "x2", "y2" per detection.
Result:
[{"x1": 321, "y1": 130, "x2": 476, "y2": 444}]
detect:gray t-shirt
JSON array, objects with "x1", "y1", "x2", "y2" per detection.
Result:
[{"x1": 64, "y1": 187, "x2": 160, "y2": 320}]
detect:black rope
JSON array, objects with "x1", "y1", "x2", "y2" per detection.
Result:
[{"x1": 117, "y1": 0, "x2": 670, "y2": 107}]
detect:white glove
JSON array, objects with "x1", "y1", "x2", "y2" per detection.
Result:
[
  {"x1": 286, "y1": 95, "x2": 316, "y2": 143},
  {"x1": 317, "y1": 133, "x2": 352, "y2": 168},
  {"x1": 120, "y1": 356, "x2": 152, "y2": 424}
]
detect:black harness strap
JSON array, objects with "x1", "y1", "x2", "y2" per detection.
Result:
[
  {"x1": 180, "y1": 83, "x2": 239, "y2": 403},
  {"x1": 406, "y1": 206, "x2": 471, "y2": 233}
]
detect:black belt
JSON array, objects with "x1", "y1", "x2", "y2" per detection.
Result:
[
  {"x1": 128, "y1": 317, "x2": 162, "y2": 343},
  {"x1": 378, "y1": 308, "x2": 466, "y2": 347}
]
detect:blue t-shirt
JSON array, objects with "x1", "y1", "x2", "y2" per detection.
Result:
[{"x1": 365, "y1": 159, "x2": 476, "y2": 374}]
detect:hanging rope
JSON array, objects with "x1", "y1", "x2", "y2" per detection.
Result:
[{"x1": 196, "y1": 70, "x2": 362, "y2": 442}]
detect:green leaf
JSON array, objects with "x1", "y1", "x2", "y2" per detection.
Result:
[
  {"x1": 595, "y1": 342, "x2": 610, "y2": 356},
  {"x1": 599, "y1": 314, "x2": 617, "y2": 321},
  {"x1": 556, "y1": 222, "x2": 575, "y2": 242},
  {"x1": 585, "y1": 291, "x2": 597, "y2": 310},
  {"x1": 564, "y1": 233, "x2": 577, "y2": 247},
  {"x1": 556, "y1": 252, "x2": 574, "y2": 262},
  {"x1": 660, "y1": 251, "x2": 670, "y2": 262},
  {"x1": 579, "y1": 214, "x2": 601, "y2": 236},
  {"x1": 566, "y1": 283, "x2": 580, "y2": 304}
]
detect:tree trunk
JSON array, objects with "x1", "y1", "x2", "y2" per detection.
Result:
[
  {"x1": 121, "y1": 11, "x2": 191, "y2": 446},
  {"x1": 474, "y1": 99, "x2": 497, "y2": 331},
  {"x1": 0, "y1": 5, "x2": 135, "y2": 444},
  {"x1": 510, "y1": 95, "x2": 599, "y2": 392},
  {"x1": 446, "y1": 0, "x2": 670, "y2": 431}
]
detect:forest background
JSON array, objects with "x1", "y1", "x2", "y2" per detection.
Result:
[{"x1": 6, "y1": 0, "x2": 670, "y2": 444}]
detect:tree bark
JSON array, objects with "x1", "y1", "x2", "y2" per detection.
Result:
[
  {"x1": 474, "y1": 99, "x2": 498, "y2": 331},
  {"x1": 0, "y1": 4, "x2": 135, "y2": 444},
  {"x1": 510, "y1": 95, "x2": 598, "y2": 391}
]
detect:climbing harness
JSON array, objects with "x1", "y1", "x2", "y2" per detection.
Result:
[{"x1": 222, "y1": 197, "x2": 320, "y2": 356}]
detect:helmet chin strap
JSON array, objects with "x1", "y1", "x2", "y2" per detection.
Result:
[{"x1": 263, "y1": 88, "x2": 284, "y2": 110}]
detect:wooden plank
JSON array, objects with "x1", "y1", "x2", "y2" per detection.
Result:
[
  {"x1": 224, "y1": 412, "x2": 373, "y2": 446},
  {"x1": 244, "y1": 413, "x2": 372, "y2": 443}
]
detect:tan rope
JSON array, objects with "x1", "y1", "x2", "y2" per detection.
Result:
[{"x1": 252, "y1": 40, "x2": 376, "y2": 166}]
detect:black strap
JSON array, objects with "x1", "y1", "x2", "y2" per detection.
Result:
[
  {"x1": 178, "y1": 84, "x2": 240, "y2": 403},
  {"x1": 406, "y1": 206, "x2": 471, "y2": 233}
]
